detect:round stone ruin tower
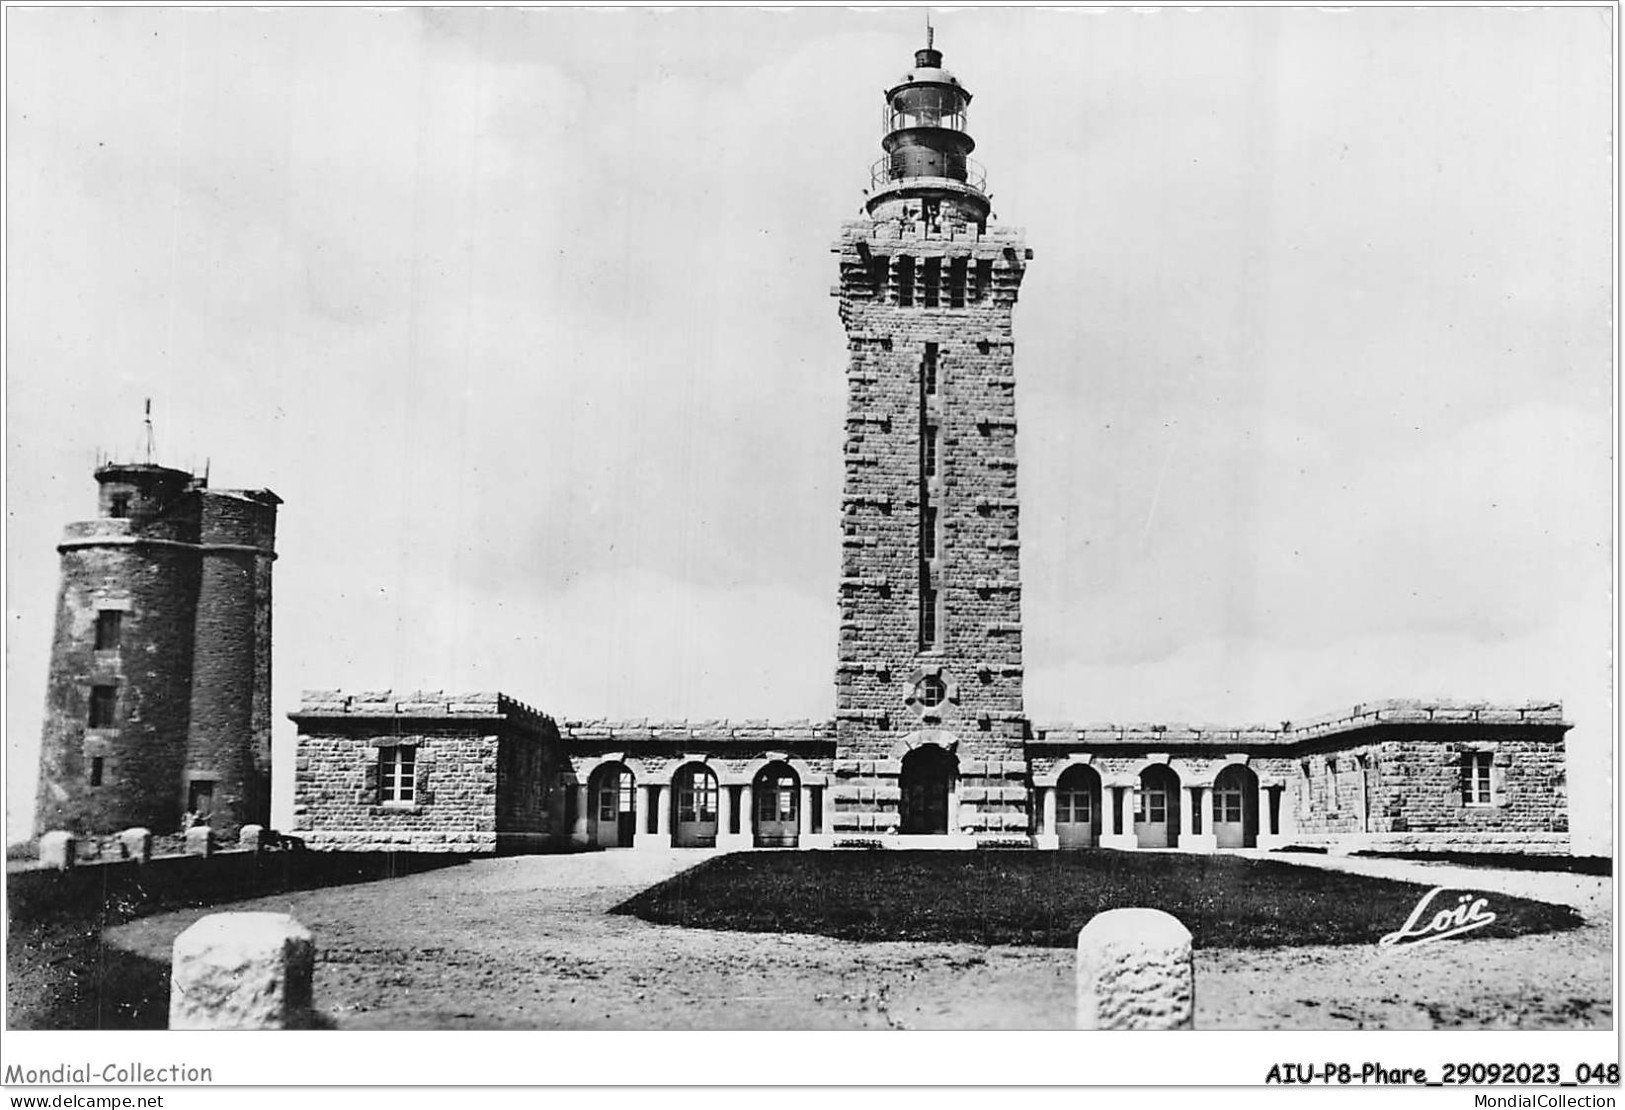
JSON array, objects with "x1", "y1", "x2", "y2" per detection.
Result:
[{"x1": 34, "y1": 459, "x2": 279, "y2": 840}]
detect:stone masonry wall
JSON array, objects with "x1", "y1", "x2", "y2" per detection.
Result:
[
  {"x1": 294, "y1": 725, "x2": 499, "y2": 852},
  {"x1": 1027, "y1": 701, "x2": 1570, "y2": 843},
  {"x1": 1372, "y1": 734, "x2": 1568, "y2": 835},
  {"x1": 35, "y1": 536, "x2": 200, "y2": 836},
  {"x1": 559, "y1": 720, "x2": 836, "y2": 820},
  {"x1": 186, "y1": 492, "x2": 271, "y2": 835},
  {"x1": 292, "y1": 691, "x2": 558, "y2": 852},
  {"x1": 831, "y1": 215, "x2": 1031, "y2": 837},
  {"x1": 1284, "y1": 749, "x2": 1374, "y2": 836},
  {"x1": 36, "y1": 475, "x2": 279, "y2": 840},
  {"x1": 496, "y1": 715, "x2": 562, "y2": 836}
]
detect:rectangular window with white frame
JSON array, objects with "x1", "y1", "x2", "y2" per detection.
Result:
[
  {"x1": 1462, "y1": 751, "x2": 1493, "y2": 806},
  {"x1": 381, "y1": 745, "x2": 416, "y2": 804}
]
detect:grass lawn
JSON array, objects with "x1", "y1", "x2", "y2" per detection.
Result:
[{"x1": 611, "y1": 850, "x2": 1584, "y2": 949}]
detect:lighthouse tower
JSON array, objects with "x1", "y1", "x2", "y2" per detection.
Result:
[{"x1": 830, "y1": 36, "x2": 1030, "y2": 843}]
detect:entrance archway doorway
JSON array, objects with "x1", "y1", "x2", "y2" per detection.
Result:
[
  {"x1": 900, "y1": 745, "x2": 957, "y2": 834},
  {"x1": 1134, "y1": 765, "x2": 1181, "y2": 848},
  {"x1": 754, "y1": 763, "x2": 801, "y2": 847},
  {"x1": 1212, "y1": 764, "x2": 1259, "y2": 849},
  {"x1": 1055, "y1": 764, "x2": 1102, "y2": 848},
  {"x1": 673, "y1": 764, "x2": 720, "y2": 847},
  {"x1": 589, "y1": 763, "x2": 636, "y2": 848}
]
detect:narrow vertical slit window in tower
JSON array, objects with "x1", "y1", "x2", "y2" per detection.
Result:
[
  {"x1": 897, "y1": 255, "x2": 915, "y2": 306},
  {"x1": 924, "y1": 257, "x2": 941, "y2": 308},
  {"x1": 919, "y1": 341, "x2": 941, "y2": 651}
]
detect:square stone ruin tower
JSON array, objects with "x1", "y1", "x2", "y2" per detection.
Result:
[{"x1": 830, "y1": 35, "x2": 1031, "y2": 840}]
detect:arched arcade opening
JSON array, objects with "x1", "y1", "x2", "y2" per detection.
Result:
[
  {"x1": 1212, "y1": 764, "x2": 1260, "y2": 849},
  {"x1": 1055, "y1": 764, "x2": 1103, "y2": 849},
  {"x1": 1134, "y1": 764, "x2": 1181, "y2": 849},
  {"x1": 672, "y1": 763, "x2": 720, "y2": 848},
  {"x1": 753, "y1": 762, "x2": 801, "y2": 847},
  {"x1": 589, "y1": 763, "x2": 637, "y2": 849}
]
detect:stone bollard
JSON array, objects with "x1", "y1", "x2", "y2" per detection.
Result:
[
  {"x1": 39, "y1": 831, "x2": 76, "y2": 870},
  {"x1": 119, "y1": 827, "x2": 152, "y2": 862},
  {"x1": 239, "y1": 824, "x2": 264, "y2": 852},
  {"x1": 170, "y1": 912, "x2": 315, "y2": 1030},
  {"x1": 1076, "y1": 908, "x2": 1194, "y2": 1030},
  {"x1": 185, "y1": 825, "x2": 215, "y2": 857}
]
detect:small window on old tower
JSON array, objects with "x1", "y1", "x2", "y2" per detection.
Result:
[
  {"x1": 88, "y1": 685, "x2": 117, "y2": 729},
  {"x1": 949, "y1": 257, "x2": 967, "y2": 308},
  {"x1": 923, "y1": 257, "x2": 941, "y2": 308},
  {"x1": 974, "y1": 258, "x2": 993, "y2": 302},
  {"x1": 896, "y1": 256, "x2": 915, "y2": 307},
  {"x1": 108, "y1": 493, "x2": 132, "y2": 519},
  {"x1": 90, "y1": 757, "x2": 105, "y2": 787},
  {"x1": 923, "y1": 342, "x2": 939, "y2": 395},
  {"x1": 94, "y1": 611, "x2": 122, "y2": 651},
  {"x1": 869, "y1": 254, "x2": 889, "y2": 300}
]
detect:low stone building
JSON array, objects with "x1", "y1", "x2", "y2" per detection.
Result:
[
  {"x1": 290, "y1": 693, "x2": 1568, "y2": 855},
  {"x1": 291, "y1": 692, "x2": 559, "y2": 854},
  {"x1": 1026, "y1": 701, "x2": 1570, "y2": 854},
  {"x1": 289, "y1": 39, "x2": 1572, "y2": 858}
]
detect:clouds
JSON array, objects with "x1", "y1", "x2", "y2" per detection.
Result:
[{"x1": 6, "y1": 7, "x2": 1611, "y2": 850}]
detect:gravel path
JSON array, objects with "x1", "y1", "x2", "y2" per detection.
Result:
[{"x1": 103, "y1": 850, "x2": 1613, "y2": 1030}]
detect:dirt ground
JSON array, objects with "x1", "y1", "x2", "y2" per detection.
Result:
[{"x1": 103, "y1": 849, "x2": 1613, "y2": 1031}]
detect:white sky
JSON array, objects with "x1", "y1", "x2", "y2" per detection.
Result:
[{"x1": 5, "y1": 6, "x2": 1613, "y2": 851}]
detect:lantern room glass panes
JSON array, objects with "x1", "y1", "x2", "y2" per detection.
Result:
[{"x1": 887, "y1": 85, "x2": 968, "y2": 133}]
